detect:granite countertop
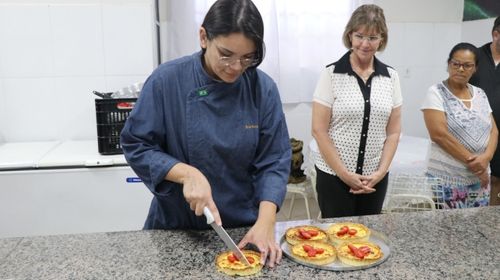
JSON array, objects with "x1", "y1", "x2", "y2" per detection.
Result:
[{"x1": 1, "y1": 206, "x2": 499, "y2": 279}]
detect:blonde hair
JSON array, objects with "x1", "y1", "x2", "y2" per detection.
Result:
[{"x1": 342, "y1": 4, "x2": 388, "y2": 52}]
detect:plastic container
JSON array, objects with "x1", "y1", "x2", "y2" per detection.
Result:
[{"x1": 95, "y1": 98, "x2": 137, "y2": 155}]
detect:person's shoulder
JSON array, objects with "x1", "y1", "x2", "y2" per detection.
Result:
[
  {"x1": 246, "y1": 68, "x2": 276, "y2": 87},
  {"x1": 155, "y1": 53, "x2": 197, "y2": 74},
  {"x1": 469, "y1": 83, "x2": 487, "y2": 95}
]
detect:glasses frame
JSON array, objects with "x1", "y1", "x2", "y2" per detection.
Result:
[
  {"x1": 352, "y1": 32, "x2": 382, "y2": 44},
  {"x1": 448, "y1": 59, "x2": 475, "y2": 71},
  {"x1": 212, "y1": 41, "x2": 259, "y2": 69},
  {"x1": 218, "y1": 56, "x2": 259, "y2": 68}
]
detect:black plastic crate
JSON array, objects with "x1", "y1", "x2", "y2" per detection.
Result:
[{"x1": 95, "y1": 98, "x2": 137, "y2": 155}]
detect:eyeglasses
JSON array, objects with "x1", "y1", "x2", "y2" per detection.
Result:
[
  {"x1": 449, "y1": 59, "x2": 475, "y2": 71},
  {"x1": 352, "y1": 33, "x2": 382, "y2": 43},
  {"x1": 212, "y1": 41, "x2": 259, "y2": 68},
  {"x1": 218, "y1": 56, "x2": 259, "y2": 68}
]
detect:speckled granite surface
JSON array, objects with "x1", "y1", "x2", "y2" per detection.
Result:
[{"x1": 1, "y1": 206, "x2": 499, "y2": 279}]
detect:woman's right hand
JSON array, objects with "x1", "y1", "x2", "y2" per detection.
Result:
[{"x1": 181, "y1": 168, "x2": 222, "y2": 225}]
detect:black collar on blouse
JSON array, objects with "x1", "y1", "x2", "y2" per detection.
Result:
[{"x1": 327, "y1": 51, "x2": 391, "y2": 78}]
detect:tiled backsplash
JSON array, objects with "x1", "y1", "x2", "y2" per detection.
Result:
[{"x1": 0, "y1": 1, "x2": 154, "y2": 142}]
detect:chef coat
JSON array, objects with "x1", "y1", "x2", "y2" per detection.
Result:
[{"x1": 121, "y1": 51, "x2": 291, "y2": 230}]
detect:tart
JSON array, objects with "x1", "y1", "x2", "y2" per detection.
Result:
[
  {"x1": 215, "y1": 250, "x2": 262, "y2": 276},
  {"x1": 327, "y1": 222, "x2": 371, "y2": 245},
  {"x1": 285, "y1": 225, "x2": 328, "y2": 245},
  {"x1": 291, "y1": 240, "x2": 337, "y2": 266},
  {"x1": 336, "y1": 241, "x2": 383, "y2": 267}
]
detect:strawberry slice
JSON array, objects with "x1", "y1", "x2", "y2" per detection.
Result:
[
  {"x1": 359, "y1": 246, "x2": 371, "y2": 255},
  {"x1": 307, "y1": 249, "x2": 317, "y2": 257},
  {"x1": 302, "y1": 244, "x2": 314, "y2": 252},
  {"x1": 348, "y1": 228, "x2": 358, "y2": 236},
  {"x1": 316, "y1": 248, "x2": 325, "y2": 254},
  {"x1": 227, "y1": 255, "x2": 236, "y2": 263},
  {"x1": 308, "y1": 229, "x2": 319, "y2": 237},
  {"x1": 348, "y1": 244, "x2": 365, "y2": 259},
  {"x1": 299, "y1": 229, "x2": 311, "y2": 239},
  {"x1": 337, "y1": 226, "x2": 349, "y2": 236},
  {"x1": 232, "y1": 253, "x2": 239, "y2": 261}
]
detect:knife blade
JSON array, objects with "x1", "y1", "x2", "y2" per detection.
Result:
[{"x1": 203, "y1": 207, "x2": 251, "y2": 266}]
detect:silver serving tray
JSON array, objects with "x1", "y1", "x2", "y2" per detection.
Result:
[{"x1": 280, "y1": 226, "x2": 391, "y2": 271}]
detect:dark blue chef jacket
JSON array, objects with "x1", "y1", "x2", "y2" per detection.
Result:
[{"x1": 121, "y1": 52, "x2": 291, "y2": 230}]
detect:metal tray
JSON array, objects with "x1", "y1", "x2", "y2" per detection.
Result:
[{"x1": 280, "y1": 226, "x2": 391, "y2": 271}]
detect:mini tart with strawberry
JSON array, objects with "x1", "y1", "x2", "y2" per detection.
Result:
[
  {"x1": 285, "y1": 225, "x2": 328, "y2": 245},
  {"x1": 291, "y1": 240, "x2": 337, "y2": 266},
  {"x1": 327, "y1": 222, "x2": 371, "y2": 245},
  {"x1": 215, "y1": 250, "x2": 262, "y2": 276},
  {"x1": 336, "y1": 241, "x2": 383, "y2": 267}
]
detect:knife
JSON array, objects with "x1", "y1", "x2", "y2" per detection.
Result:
[{"x1": 203, "y1": 207, "x2": 251, "y2": 266}]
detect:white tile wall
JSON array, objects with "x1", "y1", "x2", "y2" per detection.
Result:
[
  {"x1": 0, "y1": 6, "x2": 53, "y2": 78},
  {"x1": 431, "y1": 23, "x2": 462, "y2": 68},
  {"x1": 0, "y1": 2, "x2": 154, "y2": 142},
  {"x1": 53, "y1": 77, "x2": 106, "y2": 140},
  {"x1": 0, "y1": 79, "x2": 4, "y2": 142},
  {"x1": 2, "y1": 78, "x2": 58, "y2": 141},
  {"x1": 105, "y1": 75, "x2": 149, "y2": 92},
  {"x1": 50, "y1": 5, "x2": 105, "y2": 76},
  {"x1": 102, "y1": 4, "x2": 154, "y2": 76},
  {"x1": 378, "y1": 22, "x2": 461, "y2": 138}
]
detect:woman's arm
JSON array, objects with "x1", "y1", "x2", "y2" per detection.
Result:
[
  {"x1": 422, "y1": 109, "x2": 475, "y2": 163},
  {"x1": 467, "y1": 115, "x2": 498, "y2": 176},
  {"x1": 361, "y1": 106, "x2": 401, "y2": 189},
  {"x1": 311, "y1": 102, "x2": 371, "y2": 192}
]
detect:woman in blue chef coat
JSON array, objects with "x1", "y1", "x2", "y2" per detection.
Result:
[{"x1": 120, "y1": 0, "x2": 291, "y2": 268}]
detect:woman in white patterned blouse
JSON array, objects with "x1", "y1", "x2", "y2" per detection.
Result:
[
  {"x1": 421, "y1": 42, "x2": 498, "y2": 209},
  {"x1": 311, "y1": 4, "x2": 402, "y2": 218}
]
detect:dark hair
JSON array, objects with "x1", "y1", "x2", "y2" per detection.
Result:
[
  {"x1": 493, "y1": 16, "x2": 500, "y2": 33},
  {"x1": 202, "y1": 0, "x2": 265, "y2": 68},
  {"x1": 342, "y1": 4, "x2": 388, "y2": 51},
  {"x1": 447, "y1": 42, "x2": 479, "y2": 65}
]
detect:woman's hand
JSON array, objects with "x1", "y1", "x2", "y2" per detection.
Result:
[
  {"x1": 478, "y1": 170, "x2": 490, "y2": 189},
  {"x1": 181, "y1": 168, "x2": 221, "y2": 225},
  {"x1": 360, "y1": 170, "x2": 385, "y2": 189},
  {"x1": 339, "y1": 171, "x2": 376, "y2": 194},
  {"x1": 466, "y1": 154, "x2": 489, "y2": 176},
  {"x1": 238, "y1": 202, "x2": 281, "y2": 268}
]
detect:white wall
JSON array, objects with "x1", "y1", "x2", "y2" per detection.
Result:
[
  {"x1": 0, "y1": 0, "x2": 155, "y2": 143},
  {"x1": 0, "y1": 0, "x2": 489, "y2": 148},
  {"x1": 462, "y1": 17, "x2": 495, "y2": 47}
]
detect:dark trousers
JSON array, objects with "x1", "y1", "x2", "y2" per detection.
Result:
[{"x1": 315, "y1": 166, "x2": 388, "y2": 218}]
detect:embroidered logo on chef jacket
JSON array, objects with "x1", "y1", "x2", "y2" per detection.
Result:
[
  {"x1": 245, "y1": 124, "x2": 258, "y2": 129},
  {"x1": 198, "y1": 89, "x2": 208, "y2": 96}
]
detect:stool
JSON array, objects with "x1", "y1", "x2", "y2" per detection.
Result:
[{"x1": 286, "y1": 180, "x2": 311, "y2": 220}]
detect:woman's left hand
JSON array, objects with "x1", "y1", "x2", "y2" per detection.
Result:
[
  {"x1": 479, "y1": 171, "x2": 490, "y2": 189},
  {"x1": 237, "y1": 202, "x2": 281, "y2": 268},
  {"x1": 466, "y1": 154, "x2": 489, "y2": 176},
  {"x1": 358, "y1": 170, "x2": 385, "y2": 191}
]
